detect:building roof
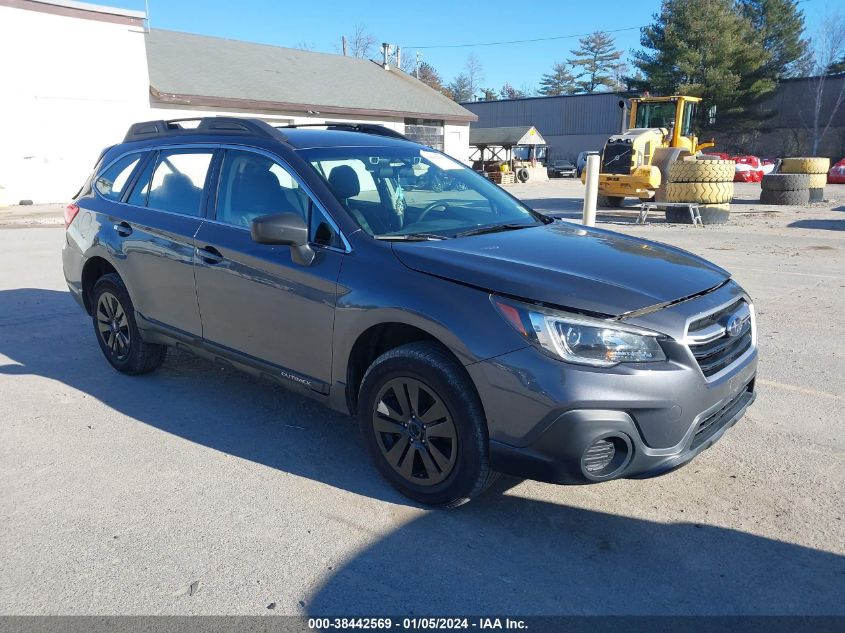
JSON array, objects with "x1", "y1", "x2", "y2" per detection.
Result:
[
  {"x1": 21, "y1": 0, "x2": 145, "y2": 18},
  {"x1": 145, "y1": 29, "x2": 476, "y2": 123},
  {"x1": 10, "y1": 0, "x2": 145, "y2": 25},
  {"x1": 469, "y1": 126, "x2": 546, "y2": 147}
]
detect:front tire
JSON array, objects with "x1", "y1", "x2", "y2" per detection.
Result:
[
  {"x1": 91, "y1": 273, "x2": 166, "y2": 375},
  {"x1": 358, "y1": 342, "x2": 495, "y2": 507}
]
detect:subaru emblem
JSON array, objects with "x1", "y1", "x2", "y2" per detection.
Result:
[{"x1": 726, "y1": 312, "x2": 747, "y2": 337}]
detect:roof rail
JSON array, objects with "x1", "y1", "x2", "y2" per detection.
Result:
[
  {"x1": 123, "y1": 117, "x2": 286, "y2": 143},
  {"x1": 276, "y1": 123, "x2": 407, "y2": 140}
]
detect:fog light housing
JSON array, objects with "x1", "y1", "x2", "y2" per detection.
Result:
[{"x1": 581, "y1": 435, "x2": 631, "y2": 479}]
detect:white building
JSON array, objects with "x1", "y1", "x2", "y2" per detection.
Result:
[{"x1": 0, "y1": 0, "x2": 476, "y2": 204}]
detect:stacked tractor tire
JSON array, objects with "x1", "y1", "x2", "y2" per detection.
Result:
[
  {"x1": 761, "y1": 157, "x2": 830, "y2": 205},
  {"x1": 664, "y1": 158, "x2": 735, "y2": 224}
]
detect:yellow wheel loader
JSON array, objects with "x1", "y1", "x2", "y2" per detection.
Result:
[{"x1": 589, "y1": 95, "x2": 717, "y2": 207}]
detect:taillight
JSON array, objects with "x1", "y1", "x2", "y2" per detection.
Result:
[{"x1": 64, "y1": 203, "x2": 80, "y2": 228}]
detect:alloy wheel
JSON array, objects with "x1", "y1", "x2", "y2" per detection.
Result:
[
  {"x1": 96, "y1": 291, "x2": 131, "y2": 361},
  {"x1": 371, "y1": 377, "x2": 458, "y2": 486}
]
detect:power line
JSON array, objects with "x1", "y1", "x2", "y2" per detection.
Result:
[
  {"x1": 408, "y1": 0, "x2": 821, "y2": 50},
  {"x1": 406, "y1": 25, "x2": 644, "y2": 50}
]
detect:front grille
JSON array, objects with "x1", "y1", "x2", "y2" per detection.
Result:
[
  {"x1": 691, "y1": 382, "x2": 754, "y2": 448},
  {"x1": 687, "y1": 299, "x2": 754, "y2": 378},
  {"x1": 602, "y1": 142, "x2": 634, "y2": 175}
]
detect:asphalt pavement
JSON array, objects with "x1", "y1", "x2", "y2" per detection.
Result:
[{"x1": 0, "y1": 182, "x2": 843, "y2": 615}]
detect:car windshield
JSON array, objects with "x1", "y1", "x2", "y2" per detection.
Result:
[
  {"x1": 635, "y1": 101, "x2": 678, "y2": 129},
  {"x1": 554, "y1": 161, "x2": 573, "y2": 167},
  {"x1": 300, "y1": 145, "x2": 545, "y2": 239}
]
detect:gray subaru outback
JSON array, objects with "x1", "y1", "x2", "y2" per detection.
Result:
[{"x1": 63, "y1": 117, "x2": 757, "y2": 506}]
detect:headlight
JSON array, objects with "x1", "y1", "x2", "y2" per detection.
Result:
[{"x1": 492, "y1": 296, "x2": 666, "y2": 367}]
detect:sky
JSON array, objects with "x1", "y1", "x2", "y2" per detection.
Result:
[{"x1": 105, "y1": 0, "x2": 827, "y2": 92}]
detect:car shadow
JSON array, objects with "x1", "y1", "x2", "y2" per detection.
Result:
[
  {"x1": 0, "y1": 287, "x2": 404, "y2": 505},
  {"x1": 788, "y1": 219, "x2": 845, "y2": 231},
  {"x1": 2, "y1": 288, "x2": 844, "y2": 615},
  {"x1": 306, "y1": 476, "x2": 845, "y2": 615}
]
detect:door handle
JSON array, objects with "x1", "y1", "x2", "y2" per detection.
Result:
[
  {"x1": 113, "y1": 221, "x2": 133, "y2": 237},
  {"x1": 196, "y1": 245, "x2": 224, "y2": 265}
]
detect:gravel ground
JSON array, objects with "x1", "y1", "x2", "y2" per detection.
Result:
[{"x1": 0, "y1": 181, "x2": 843, "y2": 616}]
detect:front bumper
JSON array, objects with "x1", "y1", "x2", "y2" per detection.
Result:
[
  {"x1": 597, "y1": 168, "x2": 661, "y2": 198},
  {"x1": 467, "y1": 327, "x2": 758, "y2": 485},
  {"x1": 488, "y1": 379, "x2": 755, "y2": 484}
]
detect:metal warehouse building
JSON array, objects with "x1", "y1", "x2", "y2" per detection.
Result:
[
  {"x1": 463, "y1": 78, "x2": 845, "y2": 163},
  {"x1": 462, "y1": 93, "x2": 627, "y2": 162}
]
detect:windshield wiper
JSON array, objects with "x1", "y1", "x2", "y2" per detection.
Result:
[
  {"x1": 456, "y1": 223, "x2": 538, "y2": 238},
  {"x1": 375, "y1": 232, "x2": 448, "y2": 241}
]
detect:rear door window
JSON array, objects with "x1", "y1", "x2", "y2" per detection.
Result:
[
  {"x1": 146, "y1": 149, "x2": 214, "y2": 216},
  {"x1": 94, "y1": 153, "x2": 142, "y2": 201}
]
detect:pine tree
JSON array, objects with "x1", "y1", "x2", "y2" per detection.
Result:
[
  {"x1": 633, "y1": 0, "x2": 774, "y2": 130},
  {"x1": 737, "y1": 0, "x2": 809, "y2": 79},
  {"x1": 481, "y1": 87, "x2": 498, "y2": 101},
  {"x1": 447, "y1": 74, "x2": 473, "y2": 102},
  {"x1": 539, "y1": 62, "x2": 577, "y2": 96},
  {"x1": 499, "y1": 83, "x2": 527, "y2": 99},
  {"x1": 416, "y1": 62, "x2": 447, "y2": 95},
  {"x1": 568, "y1": 32, "x2": 624, "y2": 93}
]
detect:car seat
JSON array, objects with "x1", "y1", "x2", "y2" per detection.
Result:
[
  {"x1": 227, "y1": 167, "x2": 290, "y2": 227},
  {"x1": 328, "y1": 165, "x2": 382, "y2": 234},
  {"x1": 150, "y1": 172, "x2": 203, "y2": 215}
]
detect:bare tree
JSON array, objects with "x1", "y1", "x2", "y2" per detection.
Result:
[
  {"x1": 346, "y1": 24, "x2": 377, "y2": 59},
  {"x1": 296, "y1": 41, "x2": 316, "y2": 52},
  {"x1": 610, "y1": 61, "x2": 629, "y2": 93},
  {"x1": 464, "y1": 53, "x2": 485, "y2": 98},
  {"x1": 518, "y1": 82, "x2": 537, "y2": 97},
  {"x1": 806, "y1": 11, "x2": 845, "y2": 155},
  {"x1": 393, "y1": 49, "x2": 415, "y2": 74}
]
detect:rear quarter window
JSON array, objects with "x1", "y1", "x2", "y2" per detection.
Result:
[{"x1": 94, "y1": 153, "x2": 142, "y2": 200}]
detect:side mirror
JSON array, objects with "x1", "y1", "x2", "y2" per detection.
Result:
[{"x1": 250, "y1": 212, "x2": 314, "y2": 266}]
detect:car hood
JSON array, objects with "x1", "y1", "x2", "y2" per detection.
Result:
[{"x1": 392, "y1": 221, "x2": 729, "y2": 316}]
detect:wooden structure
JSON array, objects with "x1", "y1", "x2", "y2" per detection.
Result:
[{"x1": 469, "y1": 126, "x2": 549, "y2": 182}]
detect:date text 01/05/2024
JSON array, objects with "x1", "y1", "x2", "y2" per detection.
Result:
[{"x1": 307, "y1": 617, "x2": 528, "y2": 630}]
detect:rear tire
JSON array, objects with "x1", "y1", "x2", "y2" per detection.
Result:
[
  {"x1": 597, "y1": 195, "x2": 624, "y2": 208},
  {"x1": 91, "y1": 273, "x2": 166, "y2": 375},
  {"x1": 358, "y1": 342, "x2": 496, "y2": 507}
]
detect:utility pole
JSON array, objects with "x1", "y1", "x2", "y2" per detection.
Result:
[
  {"x1": 341, "y1": 35, "x2": 347, "y2": 56},
  {"x1": 415, "y1": 51, "x2": 421, "y2": 79}
]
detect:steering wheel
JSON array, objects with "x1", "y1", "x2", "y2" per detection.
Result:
[{"x1": 416, "y1": 201, "x2": 448, "y2": 224}]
